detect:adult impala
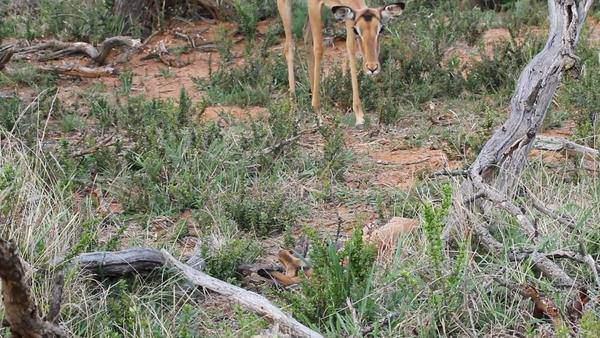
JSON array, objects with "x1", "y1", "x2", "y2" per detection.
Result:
[{"x1": 277, "y1": 0, "x2": 405, "y2": 127}]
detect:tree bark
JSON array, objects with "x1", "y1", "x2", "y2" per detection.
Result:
[
  {"x1": 76, "y1": 248, "x2": 166, "y2": 277},
  {"x1": 0, "y1": 239, "x2": 66, "y2": 338},
  {"x1": 447, "y1": 0, "x2": 595, "y2": 289}
]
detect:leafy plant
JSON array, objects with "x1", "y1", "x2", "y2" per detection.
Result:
[
  {"x1": 289, "y1": 228, "x2": 377, "y2": 331},
  {"x1": 202, "y1": 238, "x2": 263, "y2": 282}
]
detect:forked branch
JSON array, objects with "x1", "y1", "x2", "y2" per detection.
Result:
[
  {"x1": 447, "y1": 0, "x2": 596, "y2": 294},
  {"x1": 0, "y1": 239, "x2": 67, "y2": 337}
]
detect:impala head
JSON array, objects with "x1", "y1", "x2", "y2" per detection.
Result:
[{"x1": 332, "y1": 2, "x2": 405, "y2": 75}]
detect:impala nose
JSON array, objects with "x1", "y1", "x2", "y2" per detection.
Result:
[{"x1": 365, "y1": 63, "x2": 379, "y2": 75}]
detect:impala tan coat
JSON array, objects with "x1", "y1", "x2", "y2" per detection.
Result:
[{"x1": 277, "y1": 0, "x2": 405, "y2": 126}]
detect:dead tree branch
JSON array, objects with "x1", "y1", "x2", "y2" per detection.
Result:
[
  {"x1": 162, "y1": 250, "x2": 324, "y2": 338},
  {"x1": 35, "y1": 36, "x2": 141, "y2": 64},
  {"x1": 38, "y1": 64, "x2": 118, "y2": 78},
  {"x1": 75, "y1": 248, "x2": 166, "y2": 277},
  {"x1": 0, "y1": 239, "x2": 67, "y2": 337},
  {"x1": 534, "y1": 135, "x2": 599, "y2": 160},
  {"x1": 445, "y1": 0, "x2": 596, "y2": 291},
  {"x1": 0, "y1": 44, "x2": 14, "y2": 70}
]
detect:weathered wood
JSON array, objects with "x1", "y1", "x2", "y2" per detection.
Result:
[
  {"x1": 76, "y1": 248, "x2": 166, "y2": 277},
  {"x1": 534, "y1": 135, "x2": 599, "y2": 159},
  {"x1": 162, "y1": 250, "x2": 323, "y2": 338},
  {"x1": 35, "y1": 36, "x2": 141, "y2": 64},
  {"x1": 0, "y1": 239, "x2": 66, "y2": 337},
  {"x1": 38, "y1": 64, "x2": 118, "y2": 78},
  {"x1": 446, "y1": 0, "x2": 595, "y2": 291},
  {"x1": 0, "y1": 44, "x2": 14, "y2": 70}
]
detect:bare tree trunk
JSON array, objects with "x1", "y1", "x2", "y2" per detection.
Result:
[
  {"x1": 0, "y1": 239, "x2": 66, "y2": 338},
  {"x1": 447, "y1": 0, "x2": 595, "y2": 289}
]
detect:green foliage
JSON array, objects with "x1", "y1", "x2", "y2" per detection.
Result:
[
  {"x1": 562, "y1": 42, "x2": 600, "y2": 147},
  {"x1": 422, "y1": 184, "x2": 452, "y2": 276},
  {"x1": 225, "y1": 187, "x2": 300, "y2": 237},
  {"x1": 202, "y1": 238, "x2": 263, "y2": 283},
  {"x1": 0, "y1": 96, "x2": 20, "y2": 131},
  {"x1": 119, "y1": 70, "x2": 134, "y2": 96},
  {"x1": 196, "y1": 53, "x2": 287, "y2": 107},
  {"x1": 1, "y1": 0, "x2": 132, "y2": 43},
  {"x1": 581, "y1": 311, "x2": 600, "y2": 338},
  {"x1": 289, "y1": 228, "x2": 377, "y2": 330},
  {"x1": 0, "y1": 62, "x2": 57, "y2": 89},
  {"x1": 320, "y1": 120, "x2": 351, "y2": 181},
  {"x1": 233, "y1": 0, "x2": 261, "y2": 40},
  {"x1": 467, "y1": 37, "x2": 544, "y2": 94}
]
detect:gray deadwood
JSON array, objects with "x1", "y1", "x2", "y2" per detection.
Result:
[
  {"x1": 0, "y1": 239, "x2": 66, "y2": 338},
  {"x1": 76, "y1": 248, "x2": 166, "y2": 277},
  {"x1": 163, "y1": 250, "x2": 324, "y2": 338},
  {"x1": 447, "y1": 0, "x2": 596, "y2": 290}
]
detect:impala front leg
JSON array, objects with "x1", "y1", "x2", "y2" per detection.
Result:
[
  {"x1": 344, "y1": 20, "x2": 365, "y2": 127},
  {"x1": 308, "y1": 0, "x2": 324, "y2": 124},
  {"x1": 277, "y1": 0, "x2": 295, "y2": 96}
]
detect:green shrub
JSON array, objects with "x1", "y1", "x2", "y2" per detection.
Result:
[
  {"x1": 203, "y1": 238, "x2": 263, "y2": 282},
  {"x1": 289, "y1": 228, "x2": 377, "y2": 330},
  {"x1": 0, "y1": 96, "x2": 20, "y2": 131},
  {"x1": 225, "y1": 186, "x2": 301, "y2": 237},
  {"x1": 196, "y1": 53, "x2": 287, "y2": 107}
]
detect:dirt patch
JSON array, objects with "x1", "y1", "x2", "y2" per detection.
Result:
[
  {"x1": 588, "y1": 17, "x2": 600, "y2": 46},
  {"x1": 442, "y1": 42, "x2": 481, "y2": 76},
  {"x1": 199, "y1": 105, "x2": 268, "y2": 123},
  {"x1": 541, "y1": 120, "x2": 576, "y2": 138},
  {"x1": 370, "y1": 148, "x2": 460, "y2": 189},
  {"x1": 482, "y1": 28, "x2": 512, "y2": 57}
]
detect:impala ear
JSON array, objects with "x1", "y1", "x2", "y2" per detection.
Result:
[
  {"x1": 381, "y1": 2, "x2": 405, "y2": 23},
  {"x1": 331, "y1": 6, "x2": 355, "y2": 21}
]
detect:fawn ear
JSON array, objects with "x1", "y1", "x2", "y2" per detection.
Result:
[
  {"x1": 331, "y1": 6, "x2": 356, "y2": 21},
  {"x1": 381, "y1": 2, "x2": 405, "y2": 23}
]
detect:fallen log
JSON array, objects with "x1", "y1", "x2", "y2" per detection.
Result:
[
  {"x1": 33, "y1": 36, "x2": 141, "y2": 64},
  {"x1": 75, "y1": 248, "x2": 166, "y2": 277},
  {"x1": 162, "y1": 250, "x2": 323, "y2": 338},
  {"x1": 534, "y1": 135, "x2": 599, "y2": 160},
  {"x1": 0, "y1": 44, "x2": 14, "y2": 70},
  {"x1": 38, "y1": 64, "x2": 119, "y2": 78}
]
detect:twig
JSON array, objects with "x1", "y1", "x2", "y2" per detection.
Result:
[
  {"x1": 162, "y1": 250, "x2": 323, "y2": 338},
  {"x1": 35, "y1": 36, "x2": 141, "y2": 64},
  {"x1": 72, "y1": 135, "x2": 117, "y2": 158},
  {"x1": 430, "y1": 168, "x2": 469, "y2": 178},
  {"x1": 38, "y1": 64, "x2": 119, "y2": 78},
  {"x1": 543, "y1": 249, "x2": 600, "y2": 290},
  {"x1": 75, "y1": 248, "x2": 166, "y2": 277},
  {"x1": 45, "y1": 272, "x2": 65, "y2": 324},
  {"x1": 524, "y1": 188, "x2": 577, "y2": 231},
  {"x1": 174, "y1": 32, "x2": 197, "y2": 48},
  {"x1": 470, "y1": 173, "x2": 538, "y2": 240},
  {"x1": 261, "y1": 127, "x2": 318, "y2": 156}
]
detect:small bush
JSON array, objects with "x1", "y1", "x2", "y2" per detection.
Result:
[
  {"x1": 289, "y1": 228, "x2": 377, "y2": 330},
  {"x1": 225, "y1": 186, "x2": 301, "y2": 237},
  {"x1": 203, "y1": 238, "x2": 263, "y2": 282}
]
